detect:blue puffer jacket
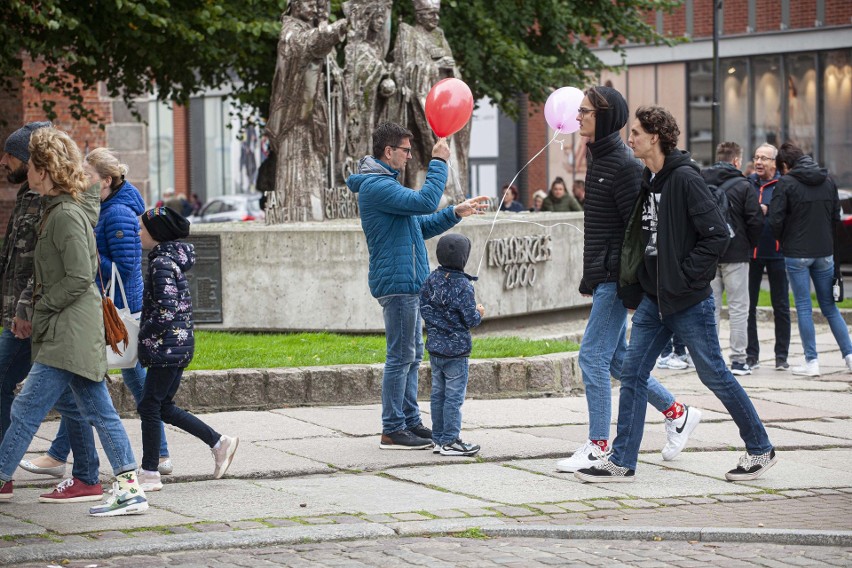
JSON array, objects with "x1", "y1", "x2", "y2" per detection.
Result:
[
  {"x1": 347, "y1": 156, "x2": 460, "y2": 298},
  {"x1": 96, "y1": 180, "x2": 145, "y2": 311},
  {"x1": 420, "y1": 267, "x2": 481, "y2": 357},
  {"x1": 139, "y1": 241, "x2": 195, "y2": 368}
]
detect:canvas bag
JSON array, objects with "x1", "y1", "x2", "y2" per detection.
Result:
[{"x1": 105, "y1": 266, "x2": 140, "y2": 369}]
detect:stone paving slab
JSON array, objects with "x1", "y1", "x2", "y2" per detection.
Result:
[
  {"x1": 678, "y1": 393, "x2": 847, "y2": 421},
  {"x1": 385, "y1": 462, "x2": 628, "y2": 503},
  {"x1": 772, "y1": 418, "x2": 852, "y2": 440},
  {"x1": 454, "y1": 397, "x2": 590, "y2": 428},
  {"x1": 730, "y1": 376, "x2": 850, "y2": 391},
  {"x1": 197, "y1": 410, "x2": 341, "y2": 441},
  {"x1": 272, "y1": 404, "x2": 383, "y2": 437},
  {"x1": 639, "y1": 450, "x2": 852, "y2": 490},
  {"x1": 750, "y1": 390, "x2": 852, "y2": 415},
  {"x1": 459, "y1": 428, "x2": 576, "y2": 460},
  {"x1": 255, "y1": 473, "x2": 495, "y2": 515},
  {"x1": 508, "y1": 458, "x2": 763, "y2": 500},
  {"x1": 682, "y1": 421, "x2": 852, "y2": 450},
  {"x1": 0, "y1": 513, "x2": 45, "y2": 537}
]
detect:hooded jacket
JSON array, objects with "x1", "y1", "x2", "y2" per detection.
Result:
[
  {"x1": 749, "y1": 172, "x2": 783, "y2": 259},
  {"x1": 0, "y1": 181, "x2": 42, "y2": 329},
  {"x1": 139, "y1": 241, "x2": 196, "y2": 368},
  {"x1": 347, "y1": 155, "x2": 460, "y2": 298},
  {"x1": 580, "y1": 87, "x2": 643, "y2": 293},
  {"x1": 420, "y1": 234, "x2": 481, "y2": 358},
  {"x1": 32, "y1": 189, "x2": 106, "y2": 382},
  {"x1": 768, "y1": 156, "x2": 839, "y2": 259},
  {"x1": 700, "y1": 162, "x2": 763, "y2": 263},
  {"x1": 619, "y1": 151, "x2": 730, "y2": 316},
  {"x1": 95, "y1": 180, "x2": 146, "y2": 312},
  {"x1": 541, "y1": 191, "x2": 582, "y2": 212}
]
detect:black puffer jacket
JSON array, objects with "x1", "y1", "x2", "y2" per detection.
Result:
[
  {"x1": 579, "y1": 88, "x2": 642, "y2": 293},
  {"x1": 619, "y1": 151, "x2": 730, "y2": 316},
  {"x1": 768, "y1": 156, "x2": 839, "y2": 258},
  {"x1": 700, "y1": 162, "x2": 763, "y2": 263}
]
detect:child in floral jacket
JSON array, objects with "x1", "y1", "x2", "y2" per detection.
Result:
[
  {"x1": 420, "y1": 233, "x2": 484, "y2": 456},
  {"x1": 136, "y1": 207, "x2": 239, "y2": 491}
]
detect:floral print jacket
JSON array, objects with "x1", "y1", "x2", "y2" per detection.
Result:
[{"x1": 139, "y1": 241, "x2": 195, "y2": 368}]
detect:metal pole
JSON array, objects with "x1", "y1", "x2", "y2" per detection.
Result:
[{"x1": 711, "y1": 0, "x2": 722, "y2": 158}]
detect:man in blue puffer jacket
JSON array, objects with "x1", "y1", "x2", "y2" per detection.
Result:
[{"x1": 347, "y1": 122, "x2": 489, "y2": 450}]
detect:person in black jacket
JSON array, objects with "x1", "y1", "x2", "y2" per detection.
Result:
[
  {"x1": 703, "y1": 142, "x2": 763, "y2": 376},
  {"x1": 575, "y1": 106, "x2": 775, "y2": 484},
  {"x1": 555, "y1": 88, "x2": 698, "y2": 475},
  {"x1": 768, "y1": 142, "x2": 852, "y2": 377}
]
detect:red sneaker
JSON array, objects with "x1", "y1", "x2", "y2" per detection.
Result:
[
  {"x1": 0, "y1": 480, "x2": 12, "y2": 501},
  {"x1": 39, "y1": 478, "x2": 103, "y2": 503}
]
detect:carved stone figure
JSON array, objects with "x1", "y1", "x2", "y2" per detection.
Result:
[
  {"x1": 342, "y1": 0, "x2": 394, "y2": 180},
  {"x1": 265, "y1": 0, "x2": 347, "y2": 222},
  {"x1": 386, "y1": 0, "x2": 468, "y2": 204}
]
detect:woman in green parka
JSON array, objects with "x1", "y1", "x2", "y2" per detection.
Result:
[{"x1": 0, "y1": 127, "x2": 148, "y2": 517}]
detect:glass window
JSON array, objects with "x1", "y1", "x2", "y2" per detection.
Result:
[
  {"x1": 203, "y1": 97, "x2": 228, "y2": 199},
  {"x1": 822, "y1": 49, "x2": 852, "y2": 188},
  {"x1": 720, "y1": 58, "x2": 750, "y2": 164},
  {"x1": 147, "y1": 100, "x2": 174, "y2": 205},
  {"x1": 786, "y1": 53, "x2": 818, "y2": 156},
  {"x1": 752, "y1": 56, "x2": 782, "y2": 150},
  {"x1": 687, "y1": 61, "x2": 713, "y2": 166}
]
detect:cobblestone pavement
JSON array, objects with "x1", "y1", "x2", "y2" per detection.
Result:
[{"x1": 15, "y1": 536, "x2": 852, "y2": 568}]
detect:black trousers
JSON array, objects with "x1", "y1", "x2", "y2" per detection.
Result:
[{"x1": 747, "y1": 258, "x2": 791, "y2": 362}]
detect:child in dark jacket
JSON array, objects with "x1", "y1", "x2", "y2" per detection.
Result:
[
  {"x1": 420, "y1": 233, "x2": 484, "y2": 456},
  {"x1": 136, "y1": 207, "x2": 239, "y2": 491}
]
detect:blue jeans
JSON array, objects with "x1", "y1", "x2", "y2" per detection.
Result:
[
  {"x1": 378, "y1": 294, "x2": 423, "y2": 434},
  {"x1": 578, "y1": 282, "x2": 675, "y2": 440},
  {"x1": 785, "y1": 256, "x2": 852, "y2": 362},
  {"x1": 47, "y1": 362, "x2": 169, "y2": 470},
  {"x1": 0, "y1": 328, "x2": 32, "y2": 443},
  {"x1": 138, "y1": 367, "x2": 219, "y2": 472},
  {"x1": 0, "y1": 363, "x2": 136, "y2": 483},
  {"x1": 430, "y1": 355, "x2": 469, "y2": 446},
  {"x1": 611, "y1": 296, "x2": 773, "y2": 471}
]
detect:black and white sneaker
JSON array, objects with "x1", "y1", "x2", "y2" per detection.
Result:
[
  {"x1": 725, "y1": 449, "x2": 777, "y2": 481},
  {"x1": 775, "y1": 359, "x2": 790, "y2": 371},
  {"x1": 439, "y1": 439, "x2": 480, "y2": 456},
  {"x1": 379, "y1": 430, "x2": 432, "y2": 450},
  {"x1": 731, "y1": 362, "x2": 752, "y2": 376},
  {"x1": 574, "y1": 458, "x2": 635, "y2": 483},
  {"x1": 409, "y1": 423, "x2": 433, "y2": 440}
]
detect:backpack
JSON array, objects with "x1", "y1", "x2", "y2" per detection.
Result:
[{"x1": 706, "y1": 177, "x2": 740, "y2": 252}]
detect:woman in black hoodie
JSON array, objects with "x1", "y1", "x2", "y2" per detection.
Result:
[{"x1": 768, "y1": 142, "x2": 852, "y2": 377}]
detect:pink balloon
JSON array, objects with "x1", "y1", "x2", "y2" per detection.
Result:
[{"x1": 544, "y1": 87, "x2": 585, "y2": 134}]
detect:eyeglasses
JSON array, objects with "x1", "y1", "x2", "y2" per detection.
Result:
[
  {"x1": 753, "y1": 155, "x2": 773, "y2": 162},
  {"x1": 577, "y1": 107, "x2": 595, "y2": 117},
  {"x1": 391, "y1": 145, "x2": 412, "y2": 156}
]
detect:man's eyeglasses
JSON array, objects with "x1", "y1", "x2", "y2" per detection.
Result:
[
  {"x1": 577, "y1": 107, "x2": 595, "y2": 117},
  {"x1": 391, "y1": 145, "x2": 413, "y2": 156},
  {"x1": 753, "y1": 155, "x2": 773, "y2": 163}
]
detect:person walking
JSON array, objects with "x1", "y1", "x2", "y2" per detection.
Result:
[
  {"x1": 135, "y1": 207, "x2": 239, "y2": 491},
  {"x1": 703, "y1": 142, "x2": 764, "y2": 375},
  {"x1": 575, "y1": 106, "x2": 775, "y2": 483},
  {"x1": 555, "y1": 88, "x2": 701, "y2": 475},
  {"x1": 0, "y1": 127, "x2": 148, "y2": 515},
  {"x1": 346, "y1": 122, "x2": 488, "y2": 449},
  {"x1": 768, "y1": 142, "x2": 852, "y2": 376}
]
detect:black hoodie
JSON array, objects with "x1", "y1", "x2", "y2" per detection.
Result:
[
  {"x1": 619, "y1": 150, "x2": 730, "y2": 316},
  {"x1": 580, "y1": 87, "x2": 642, "y2": 293},
  {"x1": 700, "y1": 161, "x2": 764, "y2": 263},
  {"x1": 768, "y1": 156, "x2": 839, "y2": 258}
]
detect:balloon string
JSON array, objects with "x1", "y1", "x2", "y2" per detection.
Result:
[
  {"x1": 475, "y1": 130, "x2": 561, "y2": 278},
  {"x1": 489, "y1": 218, "x2": 584, "y2": 234}
]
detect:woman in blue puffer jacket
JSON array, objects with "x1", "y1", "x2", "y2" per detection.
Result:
[{"x1": 20, "y1": 149, "x2": 174, "y2": 481}]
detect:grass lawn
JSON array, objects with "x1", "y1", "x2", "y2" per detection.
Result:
[
  {"x1": 752, "y1": 289, "x2": 852, "y2": 309},
  {"x1": 187, "y1": 332, "x2": 579, "y2": 371}
]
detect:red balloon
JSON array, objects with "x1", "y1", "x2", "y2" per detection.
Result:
[{"x1": 425, "y1": 78, "x2": 474, "y2": 138}]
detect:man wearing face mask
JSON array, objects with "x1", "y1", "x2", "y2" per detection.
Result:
[
  {"x1": 555, "y1": 88, "x2": 700, "y2": 475},
  {"x1": 0, "y1": 121, "x2": 50, "y2": 499}
]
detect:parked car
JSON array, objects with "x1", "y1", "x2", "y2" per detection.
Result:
[
  {"x1": 189, "y1": 193, "x2": 265, "y2": 224},
  {"x1": 837, "y1": 188, "x2": 852, "y2": 267}
]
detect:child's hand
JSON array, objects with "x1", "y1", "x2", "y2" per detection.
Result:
[{"x1": 476, "y1": 304, "x2": 485, "y2": 316}]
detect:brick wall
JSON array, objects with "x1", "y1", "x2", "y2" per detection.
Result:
[
  {"x1": 173, "y1": 104, "x2": 190, "y2": 198},
  {"x1": 525, "y1": 101, "x2": 548, "y2": 208},
  {"x1": 826, "y1": 0, "x2": 851, "y2": 26},
  {"x1": 0, "y1": 76, "x2": 23, "y2": 231}
]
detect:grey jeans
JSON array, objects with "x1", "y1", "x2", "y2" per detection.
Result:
[{"x1": 711, "y1": 262, "x2": 750, "y2": 365}]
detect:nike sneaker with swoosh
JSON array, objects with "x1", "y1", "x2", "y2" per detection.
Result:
[
  {"x1": 89, "y1": 482, "x2": 149, "y2": 517},
  {"x1": 662, "y1": 405, "x2": 703, "y2": 461}
]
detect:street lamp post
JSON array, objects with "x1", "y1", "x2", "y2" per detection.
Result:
[{"x1": 711, "y1": 0, "x2": 723, "y2": 157}]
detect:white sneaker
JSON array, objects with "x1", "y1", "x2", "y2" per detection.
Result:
[
  {"x1": 792, "y1": 359, "x2": 820, "y2": 377},
  {"x1": 679, "y1": 353, "x2": 695, "y2": 368},
  {"x1": 662, "y1": 406, "x2": 703, "y2": 461},
  {"x1": 212, "y1": 435, "x2": 240, "y2": 479},
  {"x1": 555, "y1": 440, "x2": 608, "y2": 473},
  {"x1": 845, "y1": 354, "x2": 852, "y2": 373},
  {"x1": 656, "y1": 355, "x2": 688, "y2": 370},
  {"x1": 137, "y1": 469, "x2": 163, "y2": 492}
]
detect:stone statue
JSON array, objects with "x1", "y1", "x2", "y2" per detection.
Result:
[
  {"x1": 342, "y1": 0, "x2": 394, "y2": 180},
  {"x1": 385, "y1": 0, "x2": 469, "y2": 204},
  {"x1": 265, "y1": 0, "x2": 347, "y2": 222}
]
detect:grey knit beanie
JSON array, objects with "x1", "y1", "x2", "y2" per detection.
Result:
[{"x1": 4, "y1": 121, "x2": 51, "y2": 163}]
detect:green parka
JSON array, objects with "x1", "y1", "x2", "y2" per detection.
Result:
[{"x1": 31, "y1": 189, "x2": 106, "y2": 381}]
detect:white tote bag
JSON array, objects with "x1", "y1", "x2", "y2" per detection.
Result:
[{"x1": 106, "y1": 266, "x2": 140, "y2": 370}]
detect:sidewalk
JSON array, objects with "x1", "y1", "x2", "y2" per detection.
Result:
[{"x1": 1, "y1": 321, "x2": 851, "y2": 566}]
